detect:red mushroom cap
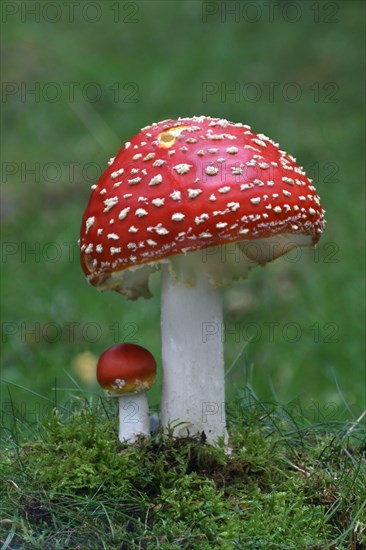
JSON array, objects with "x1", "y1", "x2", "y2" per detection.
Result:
[
  {"x1": 80, "y1": 116, "x2": 325, "y2": 297},
  {"x1": 96, "y1": 343, "x2": 157, "y2": 395}
]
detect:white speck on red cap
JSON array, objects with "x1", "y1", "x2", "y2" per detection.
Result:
[
  {"x1": 173, "y1": 164, "x2": 192, "y2": 174},
  {"x1": 118, "y1": 207, "x2": 130, "y2": 220},
  {"x1": 251, "y1": 138, "x2": 266, "y2": 147},
  {"x1": 104, "y1": 197, "x2": 119, "y2": 212},
  {"x1": 149, "y1": 174, "x2": 163, "y2": 186},
  {"x1": 155, "y1": 225, "x2": 169, "y2": 235},
  {"x1": 111, "y1": 168, "x2": 124, "y2": 179},
  {"x1": 170, "y1": 191, "x2": 181, "y2": 201},
  {"x1": 153, "y1": 159, "x2": 165, "y2": 167},
  {"x1": 206, "y1": 166, "x2": 219, "y2": 175},
  {"x1": 135, "y1": 208, "x2": 148, "y2": 217},
  {"x1": 128, "y1": 177, "x2": 142, "y2": 185},
  {"x1": 152, "y1": 198, "x2": 165, "y2": 207},
  {"x1": 227, "y1": 202, "x2": 240, "y2": 211},
  {"x1": 188, "y1": 189, "x2": 202, "y2": 199},
  {"x1": 172, "y1": 213, "x2": 185, "y2": 222},
  {"x1": 85, "y1": 216, "x2": 95, "y2": 233},
  {"x1": 195, "y1": 213, "x2": 209, "y2": 225},
  {"x1": 110, "y1": 247, "x2": 122, "y2": 255}
]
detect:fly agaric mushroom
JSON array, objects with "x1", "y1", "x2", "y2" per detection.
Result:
[
  {"x1": 80, "y1": 116, "x2": 326, "y2": 445},
  {"x1": 96, "y1": 343, "x2": 157, "y2": 442}
]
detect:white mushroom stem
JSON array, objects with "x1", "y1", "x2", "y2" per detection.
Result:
[
  {"x1": 160, "y1": 265, "x2": 228, "y2": 445},
  {"x1": 117, "y1": 392, "x2": 150, "y2": 443}
]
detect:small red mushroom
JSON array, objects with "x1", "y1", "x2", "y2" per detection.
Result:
[
  {"x1": 80, "y1": 116, "x2": 326, "y2": 445},
  {"x1": 97, "y1": 343, "x2": 156, "y2": 442}
]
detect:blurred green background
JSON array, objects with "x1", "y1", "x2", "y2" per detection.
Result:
[{"x1": 1, "y1": 0, "x2": 365, "y2": 432}]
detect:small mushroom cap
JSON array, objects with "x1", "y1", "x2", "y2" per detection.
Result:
[
  {"x1": 80, "y1": 116, "x2": 326, "y2": 298},
  {"x1": 96, "y1": 343, "x2": 157, "y2": 395}
]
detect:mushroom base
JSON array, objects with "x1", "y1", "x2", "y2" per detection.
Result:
[{"x1": 160, "y1": 264, "x2": 228, "y2": 445}]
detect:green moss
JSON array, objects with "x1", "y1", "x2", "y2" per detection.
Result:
[{"x1": 1, "y1": 401, "x2": 365, "y2": 549}]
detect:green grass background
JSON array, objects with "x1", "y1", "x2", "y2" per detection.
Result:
[{"x1": 1, "y1": 0, "x2": 365, "y2": 431}]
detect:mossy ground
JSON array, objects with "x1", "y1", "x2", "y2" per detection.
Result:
[{"x1": 1, "y1": 394, "x2": 365, "y2": 549}]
